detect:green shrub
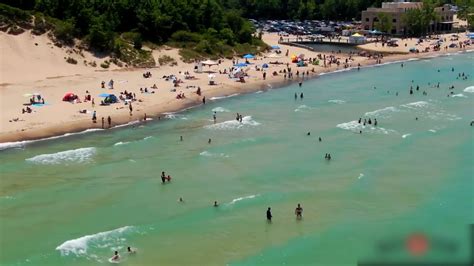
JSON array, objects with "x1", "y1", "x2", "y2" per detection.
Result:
[
  {"x1": 158, "y1": 55, "x2": 176, "y2": 66},
  {"x1": 66, "y1": 57, "x2": 77, "y2": 64},
  {"x1": 171, "y1": 31, "x2": 201, "y2": 43}
]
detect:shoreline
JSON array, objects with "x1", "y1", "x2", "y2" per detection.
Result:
[
  {"x1": 1, "y1": 32, "x2": 472, "y2": 147},
  {"x1": 1, "y1": 49, "x2": 472, "y2": 147}
]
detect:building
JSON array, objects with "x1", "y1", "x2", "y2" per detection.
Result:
[{"x1": 361, "y1": 1, "x2": 455, "y2": 35}]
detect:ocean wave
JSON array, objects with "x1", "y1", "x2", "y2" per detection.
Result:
[
  {"x1": 204, "y1": 116, "x2": 260, "y2": 130},
  {"x1": 336, "y1": 120, "x2": 396, "y2": 135},
  {"x1": 113, "y1": 141, "x2": 130, "y2": 146},
  {"x1": 463, "y1": 86, "x2": 474, "y2": 93},
  {"x1": 364, "y1": 106, "x2": 399, "y2": 118},
  {"x1": 429, "y1": 129, "x2": 437, "y2": 133},
  {"x1": 163, "y1": 112, "x2": 187, "y2": 120},
  {"x1": 357, "y1": 173, "x2": 364, "y2": 179},
  {"x1": 451, "y1": 93, "x2": 467, "y2": 98},
  {"x1": 210, "y1": 93, "x2": 240, "y2": 101},
  {"x1": 111, "y1": 120, "x2": 140, "y2": 129},
  {"x1": 228, "y1": 194, "x2": 259, "y2": 205},
  {"x1": 328, "y1": 99, "x2": 346, "y2": 104},
  {"x1": 26, "y1": 147, "x2": 96, "y2": 165},
  {"x1": 402, "y1": 133, "x2": 411, "y2": 139},
  {"x1": 294, "y1": 105, "x2": 312, "y2": 112},
  {"x1": 0, "y1": 129, "x2": 104, "y2": 152},
  {"x1": 212, "y1": 107, "x2": 230, "y2": 113},
  {"x1": 56, "y1": 226, "x2": 134, "y2": 259},
  {"x1": 199, "y1": 151, "x2": 229, "y2": 158},
  {"x1": 400, "y1": 101, "x2": 431, "y2": 109}
]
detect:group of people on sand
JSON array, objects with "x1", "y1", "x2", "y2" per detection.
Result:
[
  {"x1": 143, "y1": 71, "x2": 152, "y2": 78},
  {"x1": 110, "y1": 246, "x2": 136, "y2": 262},
  {"x1": 176, "y1": 92, "x2": 186, "y2": 99}
]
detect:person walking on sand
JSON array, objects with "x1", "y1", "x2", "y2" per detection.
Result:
[
  {"x1": 101, "y1": 117, "x2": 105, "y2": 129},
  {"x1": 129, "y1": 103, "x2": 133, "y2": 116},
  {"x1": 295, "y1": 203, "x2": 303, "y2": 219},
  {"x1": 107, "y1": 116, "x2": 112, "y2": 128},
  {"x1": 266, "y1": 207, "x2": 272, "y2": 222},
  {"x1": 92, "y1": 111, "x2": 97, "y2": 123}
]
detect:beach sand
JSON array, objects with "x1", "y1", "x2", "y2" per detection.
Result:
[{"x1": 0, "y1": 31, "x2": 471, "y2": 143}]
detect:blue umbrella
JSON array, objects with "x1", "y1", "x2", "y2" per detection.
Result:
[
  {"x1": 262, "y1": 63, "x2": 269, "y2": 68},
  {"x1": 234, "y1": 63, "x2": 248, "y2": 67},
  {"x1": 99, "y1": 93, "x2": 111, "y2": 97},
  {"x1": 271, "y1": 45, "x2": 280, "y2": 49},
  {"x1": 243, "y1": 54, "x2": 254, "y2": 59}
]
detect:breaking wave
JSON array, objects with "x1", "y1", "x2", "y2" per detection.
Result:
[{"x1": 26, "y1": 147, "x2": 96, "y2": 165}]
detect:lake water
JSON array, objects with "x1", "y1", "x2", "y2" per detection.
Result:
[{"x1": 1, "y1": 52, "x2": 473, "y2": 266}]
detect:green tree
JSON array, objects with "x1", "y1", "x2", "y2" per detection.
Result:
[{"x1": 374, "y1": 12, "x2": 393, "y2": 33}]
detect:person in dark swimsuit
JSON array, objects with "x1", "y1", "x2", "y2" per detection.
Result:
[{"x1": 295, "y1": 203, "x2": 303, "y2": 219}]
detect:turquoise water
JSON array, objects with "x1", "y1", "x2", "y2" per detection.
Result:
[{"x1": 0, "y1": 53, "x2": 473, "y2": 266}]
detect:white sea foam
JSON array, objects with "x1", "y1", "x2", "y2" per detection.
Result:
[
  {"x1": 163, "y1": 112, "x2": 187, "y2": 120},
  {"x1": 56, "y1": 226, "x2": 134, "y2": 257},
  {"x1": 199, "y1": 151, "x2": 229, "y2": 158},
  {"x1": 451, "y1": 93, "x2": 467, "y2": 98},
  {"x1": 228, "y1": 194, "x2": 259, "y2": 205},
  {"x1": 364, "y1": 106, "x2": 399, "y2": 118},
  {"x1": 336, "y1": 120, "x2": 396, "y2": 135},
  {"x1": 204, "y1": 116, "x2": 260, "y2": 130},
  {"x1": 400, "y1": 101, "x2": 430, "y2": 109},
  {"x1": 358, "y1": 173, "x2": 364, "y2": 179},
  {"x1": 143, "y1": 136, "x2": 153, "y2": 140},
  {"x1": 113, "y1": 141, "x2": 130, "y2": 146},
  {"x1": 402, "y1": 133, "x2": 411, "y2": 139},
  {"x1": 294, "y1": 105, "x2": 312, "y2": 112},
  {"x1": 210, "y1": 93, "x2": 239, "y2": 101},
  {"x1": 26, "y1": 147, "x2": 96, "y2": 165},
  {"x1": 0, "y1": 195, "x2": 15, "y2": 201},
  {"x1": 429, "y1": 129, "x2": 437, "y2": 133},
  {"x1": 463, "y1": 86, "x2": 474, "y2": 93},
  {"x1": 0, "y1": 129, "x2": 104, "y2": 151},
  {"x1": 212, "y1": 107, "x2": 230, "y2": 113},
  {"x1": 328, "y1": 99, "x2": 346, "y2": 104},
  {"x1": 112, "y1": 120, "x2": 140, "y2": 129}
]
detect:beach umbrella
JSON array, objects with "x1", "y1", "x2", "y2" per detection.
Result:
[
  {"x1": 234, "y1": 63, "x2": 248, "y2": 67},
  {"x1": 99, "y1": 93, "x2": 111, "y2": 97},
  {"x1": 243, "y1": 54, "x2": 254, "y2": 59},
  {"x1": 262, "y1": 63, "x2": 269, "y2": 68},
  {"x1": 271, "y1": 45, "x2": 280, "y2": 49}
]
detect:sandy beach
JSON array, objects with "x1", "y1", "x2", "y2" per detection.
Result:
[{"x1": 0, "y1": 31, "x2": 471, "y2": 143}]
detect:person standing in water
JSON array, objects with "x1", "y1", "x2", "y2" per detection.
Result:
[
  {"x1": 127, "y1": 247, "x2": 136, "y2": 254},
  {"x1": 295, "y1": 204, "x2": 303, "y2": 219},
  {"x1": 180, "y1": 136, "x2": 183, "y2": 141},
  {"x1": 214, "y1": 201, "x2": 219, "y2": 207},
  {"x1": 107, "y1": 116, "x2": 112, "y2": 128},
  {"x1": 208, "y1": 138, "x2": 212, "y2": 144},
  {"x1": 300, "y1": 92, "x2": 304, "y2": 99},
  {"x1": 213, "y1": 112, "x2": 216, "y2": 123},
  {"x1": 294, "y1": 93, "x2": 297, "y2": 100},
  {"x1": 161, "y1": 172, "x2": 166, "y2": 183},
  {"x1": 266, "y1": 207, "x2": 272, "y2": 222}
]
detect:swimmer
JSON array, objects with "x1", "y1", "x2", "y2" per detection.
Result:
[
  {"x1": 294, "y1": 93, "x2": 297, "y2": 100},
  {"x1": 179, "y1": 197, "x2": 184, "y2": 203},
  {"x1": 166, "y1": 175, "x2": 171, "y2": 182},
  {"x1": 295, "y1": 203, "x2": 303, "y2": 219},
  {"x1": 307, "y1": 132, "x2": 311, "y2": 136},
  {"x1": 127, "y1": 247, "x2": 136, "y2": 254},
  {"x1": 300, "y1": 92, "x2": 304, "y2": 99},
  {"x1": 358, "y1": 118, "x2": 361, "y2": 124},
  {"x1": 214, "y1": 201, "x2": 219, "y2": 207},
  {"x1": 208, "y1": 138, "x2": 212, "y2": 144},
  {"x1": 318, "y1": 137, "x2": 322, "y2": 142},
  {"x1": 416, "y1": 117, "x2": 418, "y2": 121},
  {"x1": 180, "y1": 136, "x2": 183, "y2": 141},
  {"x1": 111, "y1": 251, "x2": 120, "y2": 262},
  {"x1": 161, "y1": 171, "x2": 166, "y2": 183},
  {"x1": 374, "y1": 119, "x2": 378, "y2": 126}
]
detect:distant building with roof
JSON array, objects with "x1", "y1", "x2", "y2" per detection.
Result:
[{"x1": 361, "y1": 1, "x2": 455, "y2": 35}]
